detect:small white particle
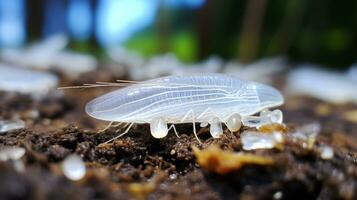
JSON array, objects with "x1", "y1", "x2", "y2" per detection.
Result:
[
  {"x1": 0, "y1": 146, "x2": 26, "y2": 161},
  {"x1": 200, "y1": 122, "x2": 208, "y2": 127},
  {"x1": 319, "y1": 145, "x2": 334, "y2": 160},
  {"x1": 241, "y1": 131, "x2": 284, "y2": 150},
  {"x1": 287, "y1": 67, "x2": 357, "y2": 104},
  {"x1": 62, "y1": 154, "x2": 86, "y2": 181},
  {"x1": 169, "y1": 173, "x2": 177, "y2": 180},
  {"x1": 273, "y1": 191, "x2": 283, "y2": 199},
  {"x1": 0, "y1": 120, "x2": 25, "y2": 133}
]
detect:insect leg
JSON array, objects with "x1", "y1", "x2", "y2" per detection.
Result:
[
  {"x1": 112, "y1": 122, "x2": 124, "y2": 128},
  {"x1": 114, "y1": 122, "x2": 129, "y2": 133},
  {"x1": 102, "y1": 122, "x2": 134, "y2": 144},
  {"x1": 192, "y1": 113, "x2": 201, "y2": 144},
  {"x1": 150, "y1": 118, "x2": 169, "y2": 138},
  {"x1": 199, "y1": 108, "x2": 242, "y2": 134},
  {"x1": 179, "y1": 109, "x2": 201, "y2": 143},
  {"x1": 168, "y1": 124, "x2": 180, "y2": 138},
  {"x1": 226, "y1": 113, "x2": 242, "y2": 132},
  {"x1": 196, "y1": 107, "x2": 214, "y2": 120},
  {"x1": 99, "y1": 121, "x2": 114, "y2": 132},
  {"x1": 196, "y1": 107, "x2": 225, "y2": 138},
  {"x1": 209, "y1": 117, "x2": 224, "y2": 138}
]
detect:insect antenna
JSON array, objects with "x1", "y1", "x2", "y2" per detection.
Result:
[
  {"x1": 116, "y1": 79, "x2": 140, "y2": 83},
  {"x1": 57, "y1": 85, "x2": 104, "y2": 89},
  {"x1": 57, "y1": 81, "x2": 134, "y2": 90}
]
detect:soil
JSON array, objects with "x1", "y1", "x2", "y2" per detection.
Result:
[{"x1": 0, "y1": 70, "x2": 356, "y2": 200}]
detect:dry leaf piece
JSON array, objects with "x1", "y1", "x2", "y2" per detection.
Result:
[{"x1": 192, "y1": 145, "x2": 274, "y2": 174}]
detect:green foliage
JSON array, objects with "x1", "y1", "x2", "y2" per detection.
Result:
[{"x1": 124, "y1": 31, "x2": 197, "y2": 62}]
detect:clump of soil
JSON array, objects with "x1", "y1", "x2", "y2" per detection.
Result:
[{"x1": 0, "y1": 70, "x2": 356, "y2": 200}]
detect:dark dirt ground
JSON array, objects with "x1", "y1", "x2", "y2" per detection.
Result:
[{"x1": 0, "y1": 70, "x2": 356, "y2": 200}]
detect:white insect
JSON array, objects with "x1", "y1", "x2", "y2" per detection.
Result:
[{"x1": 84, "y1": 74, "x2": 284, "y2": 143}]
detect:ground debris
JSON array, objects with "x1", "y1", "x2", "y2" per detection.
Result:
[
  {"x1": 192, "y1": 145, "x2": 274, "y2": 174},
  {"x1": 127, "y1": 171, "x2": 167, "y2": 199},
  {"x1": 240, "y1": 123, "x2": 287, "y2": 151},
  {"x1": 241, "y1": 130, "x2": 284, "y2": 151},
  {"x1": 287, "y1": 123, "x2": 320, "y2": 150}
]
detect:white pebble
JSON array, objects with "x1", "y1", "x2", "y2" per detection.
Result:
[
  {"x1": 169, "y1": 173, "x2": 177, "y2": 180},
  {"x1": 319, "y1": 145, "x2": 334, "y2": 160},
  {"x1": 273, "y1": 191, "x2": 283, "y2": 199},
  {"x1": 0, "y1": 35, "x2": 68, "y2": 70},
  {"x1": 52, "y1": 51, "x2": 97, "y2": 78},
  {"x1": 0, "y1": 64, "x2": 58, "y2": 95},
  {"x1": 223, "y1": 57, "x2": 286, "y2": 84},
  {"x1": 62, "y1": 154, "x2": 86, "y2": 181},
  {"x1": 1, "y1": 35, "x2": 96, "y2": 77},
  {"x1": 0, "y1": 120, "x2": 25, "y2": 133},
  {"x1": 286, "y1": 66, "x2": 357, "y2": 104},
  {"x1": 241, "y1": 131, "x2": 284, "y2": 150},
  {"x1": 0, "y1": 146, "x2": 26, "y2": 161}
]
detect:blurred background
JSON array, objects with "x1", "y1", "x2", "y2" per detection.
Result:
[{"x1": 0, "y1": 0, "x2": 356, "y2": 66}]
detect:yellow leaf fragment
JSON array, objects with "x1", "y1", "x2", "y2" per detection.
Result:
[
  {"x1": 258, "y1": 123, "x2": 288, "y2": 133},
  {"x1": 192, "y1": 145, "x2": 274, "y2": 174}
]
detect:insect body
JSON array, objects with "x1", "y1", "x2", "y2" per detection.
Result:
[{"x1": 85, "y1": 74, "x2": 284, "y2": 141}]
